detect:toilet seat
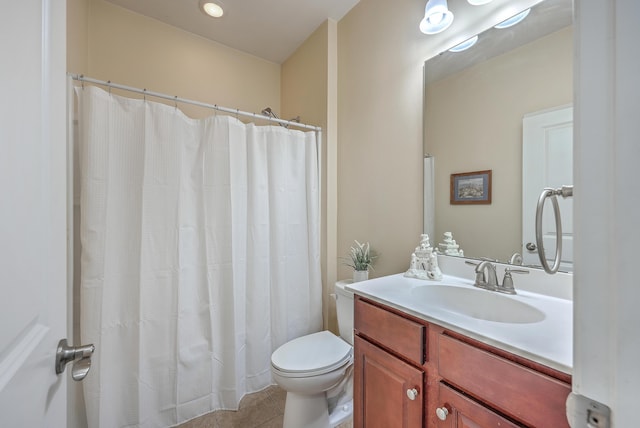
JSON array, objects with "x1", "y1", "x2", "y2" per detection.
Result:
[{"x1": 271, "y1": 331, "x2": 352, "y2": 378}]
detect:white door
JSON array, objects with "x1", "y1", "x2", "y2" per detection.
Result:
[
  {"x1": 522, "y1": 105, "x2": 573, "y2": 271},
  {"x1": 0, "y1": 0, "x2": 68, "y2": 426},
  {"x1": 570, "y1": 2, "x2": 640, "y2": 427}
]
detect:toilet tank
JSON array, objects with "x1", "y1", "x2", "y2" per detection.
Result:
[{"x1": 335, "y1": 280, "x2": 355, "y2": 345}]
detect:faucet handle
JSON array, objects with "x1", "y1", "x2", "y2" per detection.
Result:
[
  {"x1": 464, "y1": 260, "x2": 485, "y2": 282},
  {"x1": 509, "y1": 253, "x2": 523, "y2": 265},
  {"x1": 505, "y1": 268, "x2": 530, "y2": 275},
  {"x1": 498, "y1": 268, "x2": 529, "y2": 294}
]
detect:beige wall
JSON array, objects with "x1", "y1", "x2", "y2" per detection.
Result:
[
  {"x1": 281, "y1": 21, "x2": 339, "y2": 331},
  {"x1": 70, "y1": 0, "x2": 281, "y2": 119},
  {"x1": 67, "y1": 0, "x2": 89, "y2": 74},
  {"x1": 281, "y1": 20, "x2": 338, "y2": 331},
  {"x1": 336, "y1": 0, "x2": 565, "y2": 278},
  {"x1": 425, "y1": 27, "x2": 573, "y2": 261},
  {"x1": 337, "y1": 0, "x2": 428, "y2": 279}
]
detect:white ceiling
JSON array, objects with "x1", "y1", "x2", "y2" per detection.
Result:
[{"x1": 104, "y1": 0, "x2": 360, "y2": 64}]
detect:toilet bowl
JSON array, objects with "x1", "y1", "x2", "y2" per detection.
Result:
[{"x1": 270, "y1": 280, "x2": 355, "y2": 428}]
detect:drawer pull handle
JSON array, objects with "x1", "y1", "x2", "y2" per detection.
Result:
[
  {"x1": 436, "y1": 406, "x2": 449, "y2": 421},
  {"x1": 406, "y1": 388, "x2": 419, "y2": 401}
]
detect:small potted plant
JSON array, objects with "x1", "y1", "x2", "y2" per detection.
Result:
[{"x1": 344, "y1": 240, "x2": 376, "y2": 282}]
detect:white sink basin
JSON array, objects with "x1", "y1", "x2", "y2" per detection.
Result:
[{"x1": 411, "y1": 285, "x2": 545, "y2": 324}]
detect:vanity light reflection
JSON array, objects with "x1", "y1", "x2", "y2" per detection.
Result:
[
  {"x1": 494, "y1": 8, "x2": 531, "y2": 29},
  {"x1": 449, "y1": 35, "x2": 479, "y2": 52}
]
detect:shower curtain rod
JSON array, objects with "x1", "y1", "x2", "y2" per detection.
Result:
[{"x1": 70, "y1": 74, "x2": 322, "y2": 132}]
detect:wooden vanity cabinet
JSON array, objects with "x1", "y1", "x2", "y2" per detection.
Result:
[
  {"x1": 353, "y1": 297, "x2": 426, "y2": 428},
  {"x1": 353, "y1": 296, "x2": 572, "y2": 428}
]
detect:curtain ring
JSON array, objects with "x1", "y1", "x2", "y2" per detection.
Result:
[
  {"x1": 143, "y1": 89, "x2": 147, "y2": 102},
  {"x1": 174, "y1": 95, "x2": 178, "y2": 109},
  {"x1": 107, "y1": 80, "x2": 112, "y2": 96}
]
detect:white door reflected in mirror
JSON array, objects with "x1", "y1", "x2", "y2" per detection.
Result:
[{"x1": 522, "y1": 105, "x2": 573, "y2": 272}]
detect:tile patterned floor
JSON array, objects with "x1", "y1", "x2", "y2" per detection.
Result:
[{"x1": 177, "y1": 385, "x2": 353, "y2": 428}]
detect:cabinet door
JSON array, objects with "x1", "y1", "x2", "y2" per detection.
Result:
[
  {"x1": 354, "y1": 335, "x2": 424, "y2": 428},
  {"x1": 436, "y1": 383, "x2": 522, "y2": 428}
]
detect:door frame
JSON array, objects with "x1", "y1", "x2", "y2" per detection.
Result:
[{"x1": 572, "y1": 1, "x2": 640, "y2": 426}]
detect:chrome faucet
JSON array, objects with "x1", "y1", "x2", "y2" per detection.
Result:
[
  {"x1": 470, "y1": 260, "x2": 499, "y2": 291},
  {"x1": 465, "y1": 260, "x2": 530, "y2": 294}
]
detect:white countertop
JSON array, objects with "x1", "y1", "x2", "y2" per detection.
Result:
[{"x1": 345, "y1": 272, "x2": 573, "y2": 374}]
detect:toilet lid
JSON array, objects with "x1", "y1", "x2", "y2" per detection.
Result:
[{"x1": 271, "y1": 331, "x2": 352, "y2": 375}]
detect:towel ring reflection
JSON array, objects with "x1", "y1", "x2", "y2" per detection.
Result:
[{"x1": 535, "y1": 185, "x2": 573, "y2": 274}]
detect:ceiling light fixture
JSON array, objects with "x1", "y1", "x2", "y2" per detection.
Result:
[
  {"x1": 419, "y1": 0, "x2": 454, "y2": 35},
  {"x1": 467, "y1": 0, "x2": 493, "y2": 5},
  {"x1": 494, "y1": 8, "x2": 531, "y2": 29},
  {"x1": 199, "y1": 0, "x2": 224, "y2": 18},
  {"x1": 449, "y1": 35, "x2": 479, "y2": 52}
]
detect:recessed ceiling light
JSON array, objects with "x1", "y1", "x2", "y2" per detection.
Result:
[{"x1": 200, "y1": 0, "x2": 224, "y2": 18}]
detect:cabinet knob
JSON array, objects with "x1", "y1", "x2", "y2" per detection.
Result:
[
  {"x1": 406, "y1": 388, "x2": 419, "y2": 401},
  {"x1": 436, "y1": 406, "x2": 449, "y2": 421}
]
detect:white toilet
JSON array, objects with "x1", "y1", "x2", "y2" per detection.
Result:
[{"x1": 270, "y1": 280, "x2": 355, "y2": 428}]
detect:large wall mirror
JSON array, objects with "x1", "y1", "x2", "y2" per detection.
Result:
[{"x1": 424, "y1": 0, "x2": 573, "y2": 269}]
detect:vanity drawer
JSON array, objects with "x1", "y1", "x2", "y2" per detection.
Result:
[
  {"x1": 438, "y1": 334, "x2": 570, "y2": 427},
  {"x1": 438, "y1": 382, "x2": 521, "y2": 428},
  {"x1": 354, "y1": 297, "x2": 425, "y2": 365}
]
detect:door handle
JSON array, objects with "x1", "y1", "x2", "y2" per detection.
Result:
[{"x1": 55, "y1": 339, "x2": 95, "y2": 381}]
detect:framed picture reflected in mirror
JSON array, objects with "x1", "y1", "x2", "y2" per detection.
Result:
[{"x1": 450, "y1": 170, "x2": 492, "y2": 205}]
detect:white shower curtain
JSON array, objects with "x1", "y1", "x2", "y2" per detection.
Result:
[{"x1": 76, "y1": 86, "x2": 322, "y2": 427}]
